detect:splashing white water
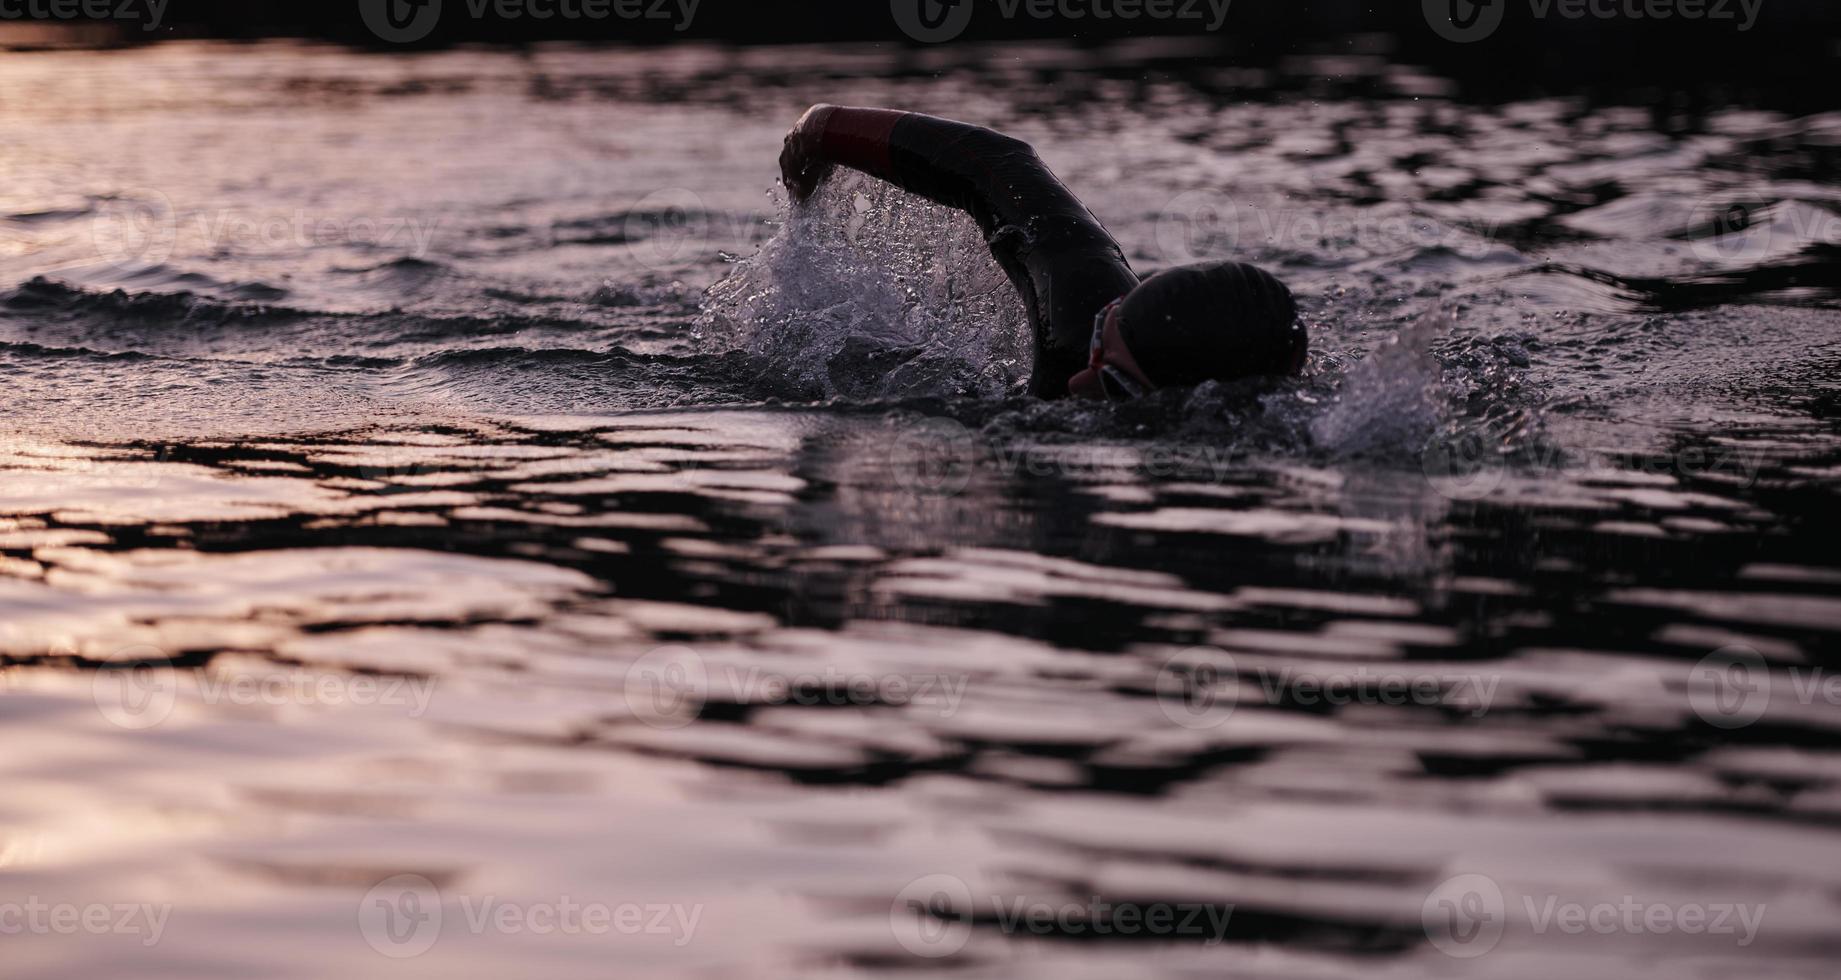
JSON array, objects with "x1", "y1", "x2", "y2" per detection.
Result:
[
  {"x1": 1308, "y1": 309, "x2": 1451, "y2": 455},
  {"x1": 700, "y1": 175, "x2": 1031, "y2": 400}
]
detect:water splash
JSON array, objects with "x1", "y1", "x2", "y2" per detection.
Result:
[
  {"x1": 1306, "y1": 307, "x2": 1551, "y2": 487},
  {"x1": 1309, "y1": 309, "x2": 1450, "y2": 456},
  {"x1": 700, "y1": 175, "x2": 1031, "y2": 400}
]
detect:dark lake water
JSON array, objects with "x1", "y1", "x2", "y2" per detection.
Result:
[{"x1": 2, "y1": 39, "x2": 1839, "y2": 977}]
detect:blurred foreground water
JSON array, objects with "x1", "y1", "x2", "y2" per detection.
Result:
[{"x1": 1, "y1": 41, "x2": 1840, "y2": 978}]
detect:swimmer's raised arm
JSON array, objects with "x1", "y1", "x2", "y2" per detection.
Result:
[{"x1": 777, "y1": 104, "x2": 1087, "y2": 245}]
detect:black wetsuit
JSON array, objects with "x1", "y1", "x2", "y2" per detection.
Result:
[{"x1": 797, "y1": 107, "x2": 1141, "y2": 398}]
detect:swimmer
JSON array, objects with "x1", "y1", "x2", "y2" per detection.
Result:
[{"x1": 779, "y1": 105, "x2": 1305, "y2": 401}]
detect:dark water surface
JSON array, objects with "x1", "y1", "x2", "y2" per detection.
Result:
[{"x1": 2, "y1": 41, "x2": 1840, "y2": 978}]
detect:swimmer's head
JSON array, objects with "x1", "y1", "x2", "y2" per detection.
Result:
[{"x1": 1068, "y1": 261, "x2": 1305, "y2": 401}]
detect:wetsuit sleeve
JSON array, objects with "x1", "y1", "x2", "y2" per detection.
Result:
[
  {"x1": 801, "y1": 105, "x2": 904, "y2": 183},
  {"x1": 786, "y1": 105, "x2": 1087, "y2": 246}
]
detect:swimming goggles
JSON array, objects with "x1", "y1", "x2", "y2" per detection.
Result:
[{"x1": 1089, "y1": 298, "x2": 1150, "y2": 402}]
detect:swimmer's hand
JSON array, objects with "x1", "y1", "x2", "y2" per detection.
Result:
[{"x1": 780, "y1": 104, "x2": 837, "y2": 204}]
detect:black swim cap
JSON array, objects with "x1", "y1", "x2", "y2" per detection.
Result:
[{"x1": 1114, "y1": 262, "x2": 1304, "y2": 388}]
